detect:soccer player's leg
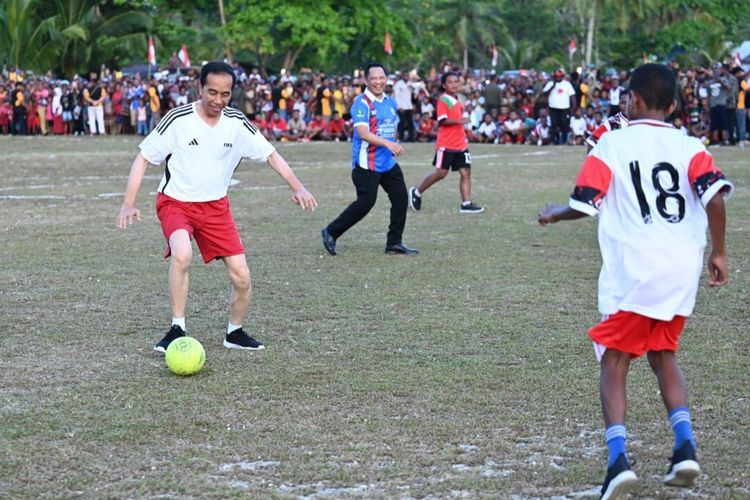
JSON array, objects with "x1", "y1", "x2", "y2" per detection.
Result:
[{"x1": 410, "y1": 151, "x2": 449, "y2": 211}]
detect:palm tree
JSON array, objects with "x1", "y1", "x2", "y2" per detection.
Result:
[
  {"x1": 434, "y1": 0, "x2": 505, "y2": 70},
  {"x1": 0, "y1": 0, "x2": 62, "y2": 70}
]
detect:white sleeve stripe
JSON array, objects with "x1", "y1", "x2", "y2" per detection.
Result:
[
  {"x1": 569, "y1": 198, "x2": 599, "y2": 216},
  {"x1": 700, "y1": 179, "x2": 734, "y2": 206}
]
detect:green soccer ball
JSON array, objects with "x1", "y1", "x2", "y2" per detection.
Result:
[{"x1": 165, "y1": 337, "x2": 205, "y2": 376}]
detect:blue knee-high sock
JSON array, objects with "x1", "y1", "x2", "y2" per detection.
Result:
[
  {"x1": 669, "y1": 407, "x2": 696, "y2": 450},
  {"x1": 605, "y1": 424, "x2": 627, "y2": 466}
]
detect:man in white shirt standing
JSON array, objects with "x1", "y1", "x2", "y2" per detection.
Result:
[
  {"x1": 116, "y1": 62, "x2": 317, "y2": 354},
  {"x1": 393, "y1": 71, "x2": 417, "y2": 142},
  {"x1": 542, "y1": 69, "x2": 576, "y2": 144}
]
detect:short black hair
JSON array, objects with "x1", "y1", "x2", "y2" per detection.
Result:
[
  {"x1": 628, "y1": 63, "x2": 675, "y2": 111},
  {"x1": 365, "y1": 62, "x2": 386, "y2": 78},
  {"x1": 441, "y1": 72, "x2": 458, "y2": 86},
  {"x1": 200, "y1": 61, "x2": 236, "y2": 87}
]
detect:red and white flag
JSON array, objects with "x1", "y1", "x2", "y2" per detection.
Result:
[
  {"x1": 384, "y1": 31, "x2": 392, "y2": 56},
  {"x1": 491, "y1": 43, "x2": 498, "y2": 67},
  {"x1": 568, "y1": 38, "x2": 577, "y2": 58},
  {"x1": 148, "y1": 36, "x2": 156, "y2": 65},
  {"x1": 178, "y1": 44, "x2": 191, "y2": 67}
]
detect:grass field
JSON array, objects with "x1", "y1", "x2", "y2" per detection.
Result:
[{"x1": 1, "y1": 135, "x2": 748, "y2": 499}]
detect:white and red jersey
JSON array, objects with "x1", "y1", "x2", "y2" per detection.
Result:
[
  {"x1": 436, "y1": 93, "x2": 468, "y2": 151},
  {"x1": 585, "y1": 112, "x2": 629, "y2": 148},
  {"x1": 569, "y1": 119, "x2": 733, "y2": 321},
  {"x1": 140, "y1": 103, "x2": 275, "y2": 202}
]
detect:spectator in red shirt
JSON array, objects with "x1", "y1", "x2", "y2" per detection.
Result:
[
  {"x1": 304, "y1": 113, "x2": 327, "y2": 141},
  {"x1": 323, "y1": 110, "x2": 347, "y2": 141},
  {"x1": 416, "y1": 113, "x2": 437, "y2": 142},
  {"x1": 268, "y1": 111, "x2": 287, "y2": 141}
]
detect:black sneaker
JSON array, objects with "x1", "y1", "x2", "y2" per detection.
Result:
[
  {"x1": 663, "y1": 441, "x2": 700, "y2": 487},
  {"x1": 224, "y1": 328, "x2": 265, "y2": 350},
  {"x1": 409, "y1": 186, "x2": 421, "y2": 211},
  {"x1": 321, "y1": 226, "x2": 337, "y2": 256},
  {"x1": 154, "y1": 325, "x2": 186, "y2": 354},
  {"x1": 600, "y1": 453, "x2": 638, "y2": 500},
  {"x1": 385, "y1": 242, "x2": 419, "y2": 255},
  {"x1": 459, "y1": 202, "x2": 485, "y2": 214}
]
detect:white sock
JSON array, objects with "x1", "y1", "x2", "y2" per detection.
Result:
[
  {"x1": 227, "y1": 322, "x2": 242, "y2": 335},
  {"x1": 172, "y1": 317, "x2": 186, "y2": 331},
  {"x1": 462, "y1": 200, "x2": 471, "y2": 206},
  {"x1": 414, "y1": 188, "x2": 422, "y2": 197}
]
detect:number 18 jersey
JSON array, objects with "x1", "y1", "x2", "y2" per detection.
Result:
[{"x1": 569, "y1": 119, "x2": 733, "y2": 321}]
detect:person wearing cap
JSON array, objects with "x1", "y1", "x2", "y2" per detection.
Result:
[{"x1": 542, "y1": 69, "x2": 576, "y2": 144}]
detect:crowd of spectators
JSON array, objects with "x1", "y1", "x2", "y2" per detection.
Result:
[{"x1": 1, "y1": 59, "x2": 748, "y2": 147}]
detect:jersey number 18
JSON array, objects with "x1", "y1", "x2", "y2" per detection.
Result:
[{"x1": 629, "y1": 161, "x2": 686, "y2": 224}]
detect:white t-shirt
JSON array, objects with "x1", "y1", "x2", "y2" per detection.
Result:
[
  {"x1": 477, "y1": 121, "x2": 497, "y2": 138},
  {"x1": 140, "y1": 102, "x2": 275, "y2": 202},
  {"x1": 609, "y1": 85, "x2": 622, "y2": 106},
  {"x1": 570, "y1": 116, "x2": 587, "y2": 136},
  {"x1": 569, "y1": 119, "x2": 732, "y2": 320},
  {"x1": 543, "y1": 79, "x2": 576, "y2": 109}
]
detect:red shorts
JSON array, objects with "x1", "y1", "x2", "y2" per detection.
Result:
[
  {"x1": 588, "y1": 310, "x2": 686, "y2": 359},
  {"x1": 156, "y1": 193, "x2": 244, "y2": 263}
]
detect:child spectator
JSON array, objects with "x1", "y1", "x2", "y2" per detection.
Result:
[
  {"x1": 476, "y1": 113, "x2": 497, "y2": 143},
  {"x1": 569, "y1": 107, "x2": 587, "y2": 145},
  {"x1": 501, "y1": 110, "x2": 524, "y2": 144}
]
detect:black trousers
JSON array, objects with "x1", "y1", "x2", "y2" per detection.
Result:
[
  {"x1": 328, "y1": 164, "x2": 408, "y2": 246},
  {"x1": 549, "y1": 107, "x2": 570, "y2": 144},
  {"x1": 397, "y1": 109, "x2": 415, "y2": 142}
]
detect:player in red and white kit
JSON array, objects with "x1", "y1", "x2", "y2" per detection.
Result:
[
  {"x1": 538, "y1": 64, "x2": 732, "y2": 499},
  {"x1": 586, "y1": 89, "x2": 630, "y2": 152},
  {"x1": 117, "y1": 62, "x2": 317, "y2": 354},
  {"x1": 408, "y1": 72, "x2": 484, "y2": 214}
]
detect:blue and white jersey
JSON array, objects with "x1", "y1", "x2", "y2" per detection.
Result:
[{"x1": 350, "y1": 88, "x2": 399, "y2": 172}]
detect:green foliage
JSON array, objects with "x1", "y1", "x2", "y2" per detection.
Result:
[{"x1": 2, "y1": 0, "x2": 748, "y2": 77}]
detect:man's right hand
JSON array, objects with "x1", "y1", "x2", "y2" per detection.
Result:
[
  {"x1": 385, "y1": 140, "x2": 404, "y2": 157},
  {"x1": 116, "y1": 205, "x2": 141, "y2": 229}
]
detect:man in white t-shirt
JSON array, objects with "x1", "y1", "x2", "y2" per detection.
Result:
[
  {"x1": 542, "y1": 69, "x2": 576, "y2": 144},
  {"x1": 608, "y1": 77, "x2": 623, "y2": 116},
  {"x1": 538, "y1": 64, "x2": 731, "y2": 499},
  {"x1": 116, "y1": 62, "x2": 317, "y2": 354},
  {"x1": 393, "y1": 72, "x2": 418, "y2": 142}
]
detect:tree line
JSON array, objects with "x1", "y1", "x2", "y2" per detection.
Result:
[{"x1": 2, "y1": 0, "x2": 748, "y2": 78}]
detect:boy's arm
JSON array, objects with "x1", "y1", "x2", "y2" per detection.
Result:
[
  {"x1": 705, "y1": 193, "x2": 728, "y2": 286},
  {"x1": 537, "y1": 203, "x2": 588, "y2": 225}
]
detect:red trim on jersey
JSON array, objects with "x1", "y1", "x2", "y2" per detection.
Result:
[
  {"x1": 576, "y1": 154, "x2": 612, "y2": 194},
  {"x1": 687, "y1": 151, "x2": 717, "y2": 185},
  {"x1": 362, "y1": 94, "x2": 377, "y2": 171}
]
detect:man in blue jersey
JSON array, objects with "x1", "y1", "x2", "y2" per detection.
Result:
[{"x1": 321, "y1": 62, "x2": 418, "y2": 255}]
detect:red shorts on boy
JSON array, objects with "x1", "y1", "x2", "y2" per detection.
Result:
[
  {"x1": 156, "y1": 193, "x2": 244, "y2": 263},
  {"x1": 589, "y1": 310, "x2": 686, "y2": 359}
]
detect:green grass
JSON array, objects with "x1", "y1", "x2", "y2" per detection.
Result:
[{"x1": 1, "y1": 135, "x2": 748, "y2": 498}]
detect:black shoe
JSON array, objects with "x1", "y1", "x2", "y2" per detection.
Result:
[
  {"x1": 321, "y1": 226, "x2": 337, "y2": 255},
  {"x1": 409, "y1": 186, "x2": 421, "y2": 211},
  {"x1": 663, "y1": 441, "x2": 700, "y2": 487},
  {"x1": 154, "y1": 325, "x2": 186, "y2": 354},
  {"x1": 600, "y1": 453, "x2": 638, "y2": 500},
  {"x1": 385, "y1": 243, "x2": 419, "y2": 255},
  {"x1": 224, "y1": 328, "x2": 265, "y2": 350},
  {"x1": 459, "y1": 202, "x2": 485, "y2": 214}
]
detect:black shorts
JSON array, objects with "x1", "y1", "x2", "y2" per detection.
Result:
[
  {"x1": 432, "y1": 148, "x2": 471, "y2": 171},
  {"x1": 710, "y1": 105, "x2": 728, "y2": 131}
]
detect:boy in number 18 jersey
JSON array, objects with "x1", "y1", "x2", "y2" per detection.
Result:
[{"x1": 538, "y1": 64, "x2": 732, "y2": 500}]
